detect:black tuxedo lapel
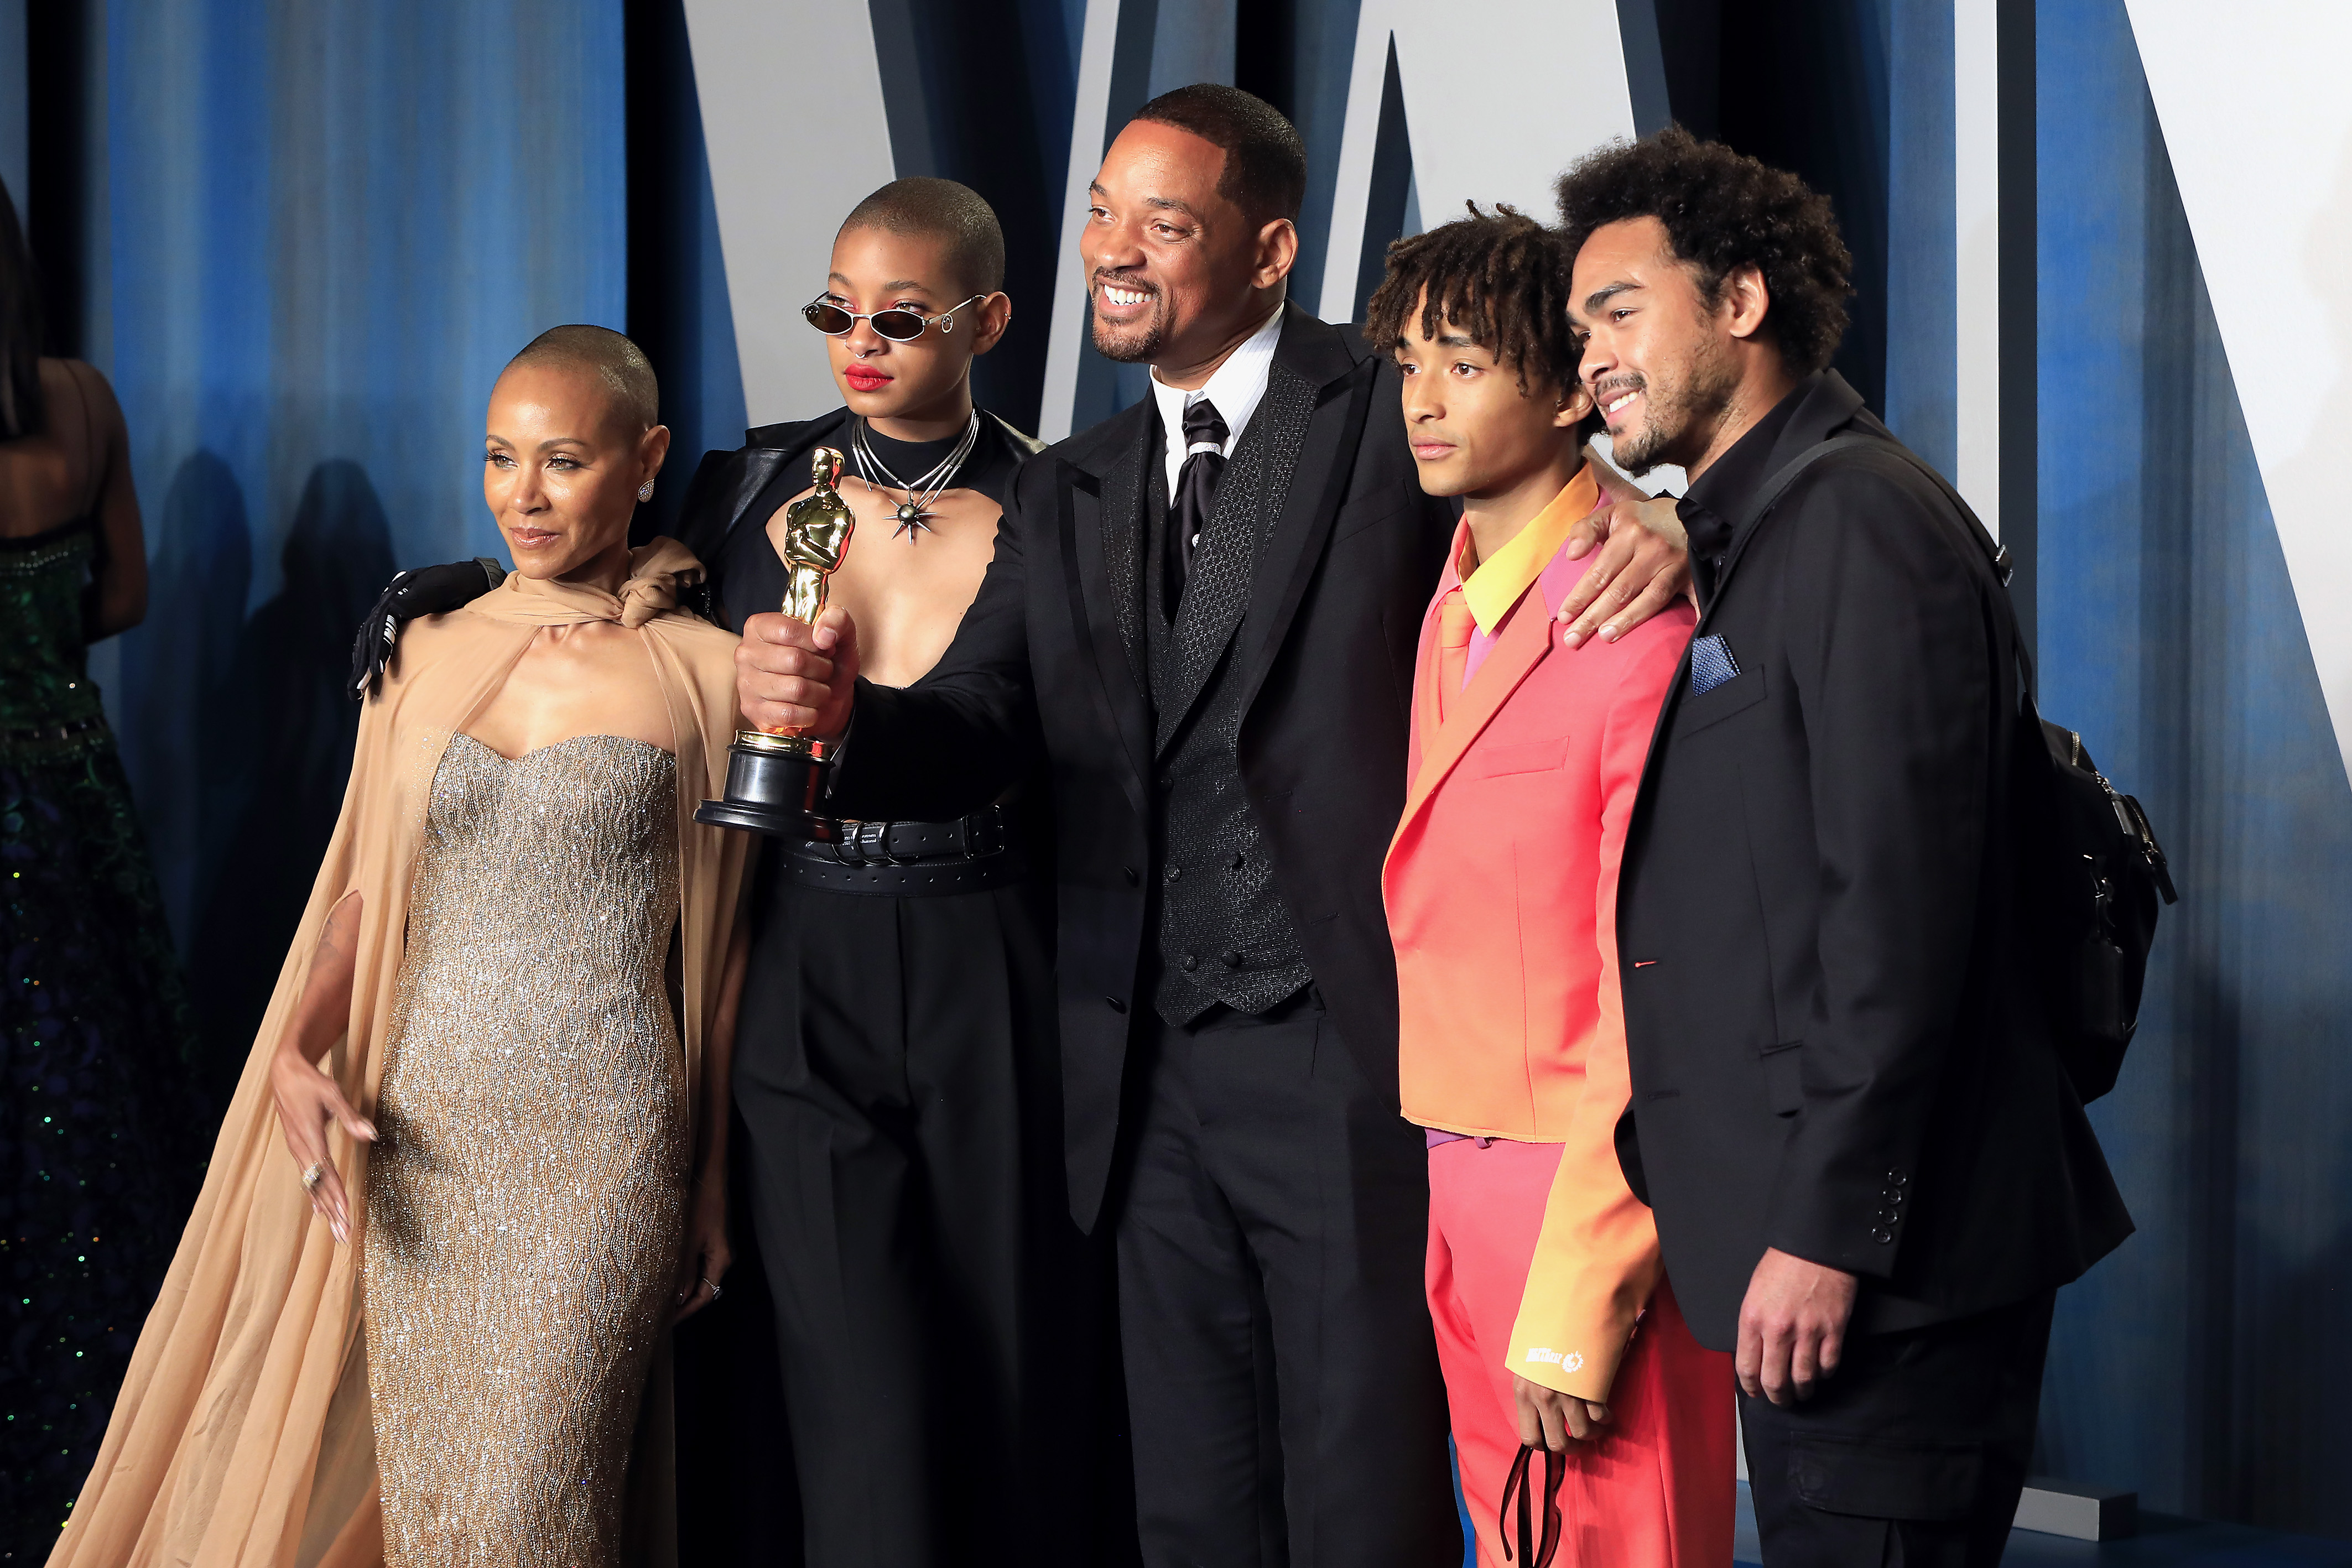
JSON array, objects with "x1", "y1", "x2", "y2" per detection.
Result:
[
  {"x1": 1099, "y1": 410, "x2": 1151, "y2": 691},
  {"x1": 1062, "y1": 401, "x2": 1156, "y2": 796},
  {"x1": 1231, "y1": 309, "x2": 1372, "y2": 721},
  {"x1": 1152, "y1": 360, "x2": 1316, "y2": 755},
  {"x1": 673, "y1": 423, "x2": 824, "y2": 564}
]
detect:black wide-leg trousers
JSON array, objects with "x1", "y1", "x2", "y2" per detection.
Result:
[
  {"x1": 1116, "y1": 992, "x2": 1460, "y2": 1568},
  {"x1": 1741, "y1": 1290, "x2": 2057, "y2": 1567},
  {"x1": 732, "y1": 868, "x2": 1121, "y2": 1568}
]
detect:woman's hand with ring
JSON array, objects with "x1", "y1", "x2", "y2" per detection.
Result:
[
  {"x1": 269, "y1": 889, "x2": 374, "y2": 1245},
  {"x1": 271, "y1": 1046, "x2": 374, "y2": 1245},
  {"x1": 670, "y1": 1174, "x2": 731, "y2": 1324}
]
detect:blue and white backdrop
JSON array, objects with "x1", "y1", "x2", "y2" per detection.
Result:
[{"x1": 5, "y1": 0, "x2": 2348, "y2": 1541}]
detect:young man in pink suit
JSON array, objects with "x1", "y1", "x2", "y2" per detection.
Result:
[{"x1": 1371, "y1": 208, "x2": 1734, "y2": 1566}]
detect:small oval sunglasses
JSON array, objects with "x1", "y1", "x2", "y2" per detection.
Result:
[{"x1": 802, "y1": 293, "x2": 986, "y2": 342}]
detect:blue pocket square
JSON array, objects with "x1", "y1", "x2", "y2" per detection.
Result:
[{"x1": 1688, "y1": 634, "x2": 1742, "y2": 696}]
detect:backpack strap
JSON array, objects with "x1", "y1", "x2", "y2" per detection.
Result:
[{"x1": 1739, "y1": 431, "x2": 2038, "y2": 706}]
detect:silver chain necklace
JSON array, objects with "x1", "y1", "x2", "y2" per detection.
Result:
[{"x1": 849, "y1": 411, "x2": 981, "y2": 540}]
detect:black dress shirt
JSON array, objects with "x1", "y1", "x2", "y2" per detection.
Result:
[{"x1": 1676, "y1": 383, "x2": 1805, "y2": 606}]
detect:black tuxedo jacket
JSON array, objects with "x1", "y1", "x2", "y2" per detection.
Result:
[
  {"x1": 1615, "y1": 372, "x2": 2134, "y2": 1351},
  {"x1": 824, "y1": 305, "x2": 1454, "y2": 1230}
]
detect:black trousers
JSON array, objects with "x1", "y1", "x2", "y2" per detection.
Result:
[
  {"x1": 1741, "y1": 1290, "x2": 2057, "y2": 1567},
  {"x1": 733, "y1": 868, "x2": 1126, "y2": 1568},
  {"x1": 1116, "y1": 993, "x2": 1459, "y2": 1568}
]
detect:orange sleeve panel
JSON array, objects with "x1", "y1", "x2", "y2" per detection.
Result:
[{"x1": 1506, "y1": 610, "x2": 1690, "y2": 1403}]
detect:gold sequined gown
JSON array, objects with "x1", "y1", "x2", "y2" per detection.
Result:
[{"x1": 365, "y1": 733, "x2": 685, "y2": 1567}]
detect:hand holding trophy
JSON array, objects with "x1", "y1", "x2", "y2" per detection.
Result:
[{"x1": 697, "y1": 447, "x2": 858, "y2": 836}]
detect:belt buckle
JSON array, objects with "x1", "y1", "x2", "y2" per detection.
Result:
[
  {"x1": 960, "y1": 806, "x2": 1005, "y2": 859},
  {"x1": 851, "y1": 819, "x2": 895, "y2": 865}
]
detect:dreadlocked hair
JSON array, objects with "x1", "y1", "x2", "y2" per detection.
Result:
[{"x1": 1363, "y1": 202, "x2": 1581, "y2": 400}]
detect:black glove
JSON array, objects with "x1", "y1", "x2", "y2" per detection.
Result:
[{"x1": 349, "y1": 558, "x2": 508, "y2": 700}]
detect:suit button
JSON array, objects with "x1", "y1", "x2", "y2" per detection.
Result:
[
  {"x1": 1870, "y1": 1227, "x2": 1893, "y2": 1244},
  {"x1": 1220, "y1": 950, "x2": 1243, "y2": 967},
  {"x1": 1105, "y1": 997, "x2": 1127, "y2": 1013},
  {"x1": 1181, "y1": 953, "x2": 1200, "y2": 972},
  {"x1": 1164, "y1": 865, "x2": 1183, "y2": 883},
  {"x1": 1122, "y1": 866, "x2": 1139, "y2": 885}
]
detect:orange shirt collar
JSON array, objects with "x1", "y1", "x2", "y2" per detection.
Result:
[{"x1": 1458, "y1": 463, "x2": 1601, "y2": 636}]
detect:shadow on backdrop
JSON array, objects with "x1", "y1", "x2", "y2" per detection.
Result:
[
  {"x1": 117, "y1": 450, "x2": 249, "y2": 1093},
  {"x1": 184, "y1": 460, "x2": 394, "y2": 1077}
]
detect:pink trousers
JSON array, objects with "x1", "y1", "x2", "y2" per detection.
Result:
[{"x1": 1427, "y1": 1137, "x2": 1736, "y2": 1568}]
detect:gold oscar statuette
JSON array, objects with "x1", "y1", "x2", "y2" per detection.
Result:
[
  {"x1": 777, "y1": 446, "x2": 857, "y2": 624},
  {"x1": 695, "y1": 446, "x2": 858, "y2": 837}
]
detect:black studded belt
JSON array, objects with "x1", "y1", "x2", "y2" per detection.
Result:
[{"x1": 782, "y1": 805, "x2": 1026, "y2": 896}]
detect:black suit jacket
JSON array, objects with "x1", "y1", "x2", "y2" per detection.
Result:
[
  {"x1": 1615, "y1": 372, "x2": 2133, "y2": 1351},
  {"x1": 824, "y1": 304, "x2": 1454, "y2": 1230}
]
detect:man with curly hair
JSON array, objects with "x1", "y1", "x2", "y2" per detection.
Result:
[
  {"x1": 1370, "y1": 204, "x2": 1733, "y2": 1568},
  {"x1": 1555, "y1": 128, "x2": 2132, "y2": 1566}
]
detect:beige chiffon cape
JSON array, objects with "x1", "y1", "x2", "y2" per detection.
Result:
[{"x1": 48, "y1": 540, "x2": 750, "y2": 1568}]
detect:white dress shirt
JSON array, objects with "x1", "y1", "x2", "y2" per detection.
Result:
[{"x1": 1148, "y1": 303, "x2": 1286, "y2": 502}]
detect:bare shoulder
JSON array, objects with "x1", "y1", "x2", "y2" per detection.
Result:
[{"x1": 41, "y1": 358, "x2": 125, "y2": 429}]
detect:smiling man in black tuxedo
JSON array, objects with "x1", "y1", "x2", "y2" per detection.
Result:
[
  {"x1": 737, "y1": 86, "x2": 1689, "y2": 1567},
  {"x1": 1558, "y1": 129, "x2": 2134, "y2": 1567}
]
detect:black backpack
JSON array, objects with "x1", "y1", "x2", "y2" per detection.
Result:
[{"x1": 1740, "y1": 436, "x2": 2177, "y2": 1103}]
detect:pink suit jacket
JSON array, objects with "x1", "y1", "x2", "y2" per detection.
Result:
[{"x1": 1385, "y1": 514, "x2": 1694, "y2": 1400}]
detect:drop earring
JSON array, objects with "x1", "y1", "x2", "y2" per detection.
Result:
[{"x1": 638, "y1": 481, "x2": 655, "y2": 502}]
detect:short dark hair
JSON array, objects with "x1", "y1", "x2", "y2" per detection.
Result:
[
  {"x1": 1132, "y1": 83, "x2": 1307, "y2": 225},
  {"x1": 1364, "y1": 203, "x2": 1581, "y2": 403},
  {"x1": 841, "y1": 176, "x2": 1007, "y2": 297},
  {"x1": 1553, "y1": 126, "x2": 1853, "y2": 376},
  {"x1": 507, "y1": 324, "x2": 659, "y2": 430}
]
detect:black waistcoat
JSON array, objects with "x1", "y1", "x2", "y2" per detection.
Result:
[{"x1": 1127, "y1": 364, "x2": 1319, "y2": 1023}]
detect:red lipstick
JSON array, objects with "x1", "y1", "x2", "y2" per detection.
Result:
[{"x1": 844, "y1": 364, "x2": 892, "y2": 393}]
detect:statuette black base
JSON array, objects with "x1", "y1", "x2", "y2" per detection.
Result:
[{"x1": 695, "y1": 731, "x2": 835, "y2": 838}]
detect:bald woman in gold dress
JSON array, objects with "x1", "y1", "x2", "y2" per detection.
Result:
[{"x1": 46, "y1": 327, "x2": 752, "y2": 1568}]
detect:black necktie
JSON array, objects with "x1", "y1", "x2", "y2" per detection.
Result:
[{"x1": 1165, "y1": 397, "x2": 1227, "y2": 619}]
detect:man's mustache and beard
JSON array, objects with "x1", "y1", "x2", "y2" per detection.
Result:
[
  {"x1": 1089, "y1": 267, "x2": 1171, "y2": 362},
  {"x1": 1593, "y1": 330, "x2": 1741, "y2": 475}
]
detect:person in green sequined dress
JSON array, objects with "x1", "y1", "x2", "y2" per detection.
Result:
[{"x1": 0, "y1": 182, "x2": 202, "y2": 1560}]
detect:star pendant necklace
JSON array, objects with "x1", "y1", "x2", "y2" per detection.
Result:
[{"x1": 850, "y1": 411, "x2": 982, "y2": 540}]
